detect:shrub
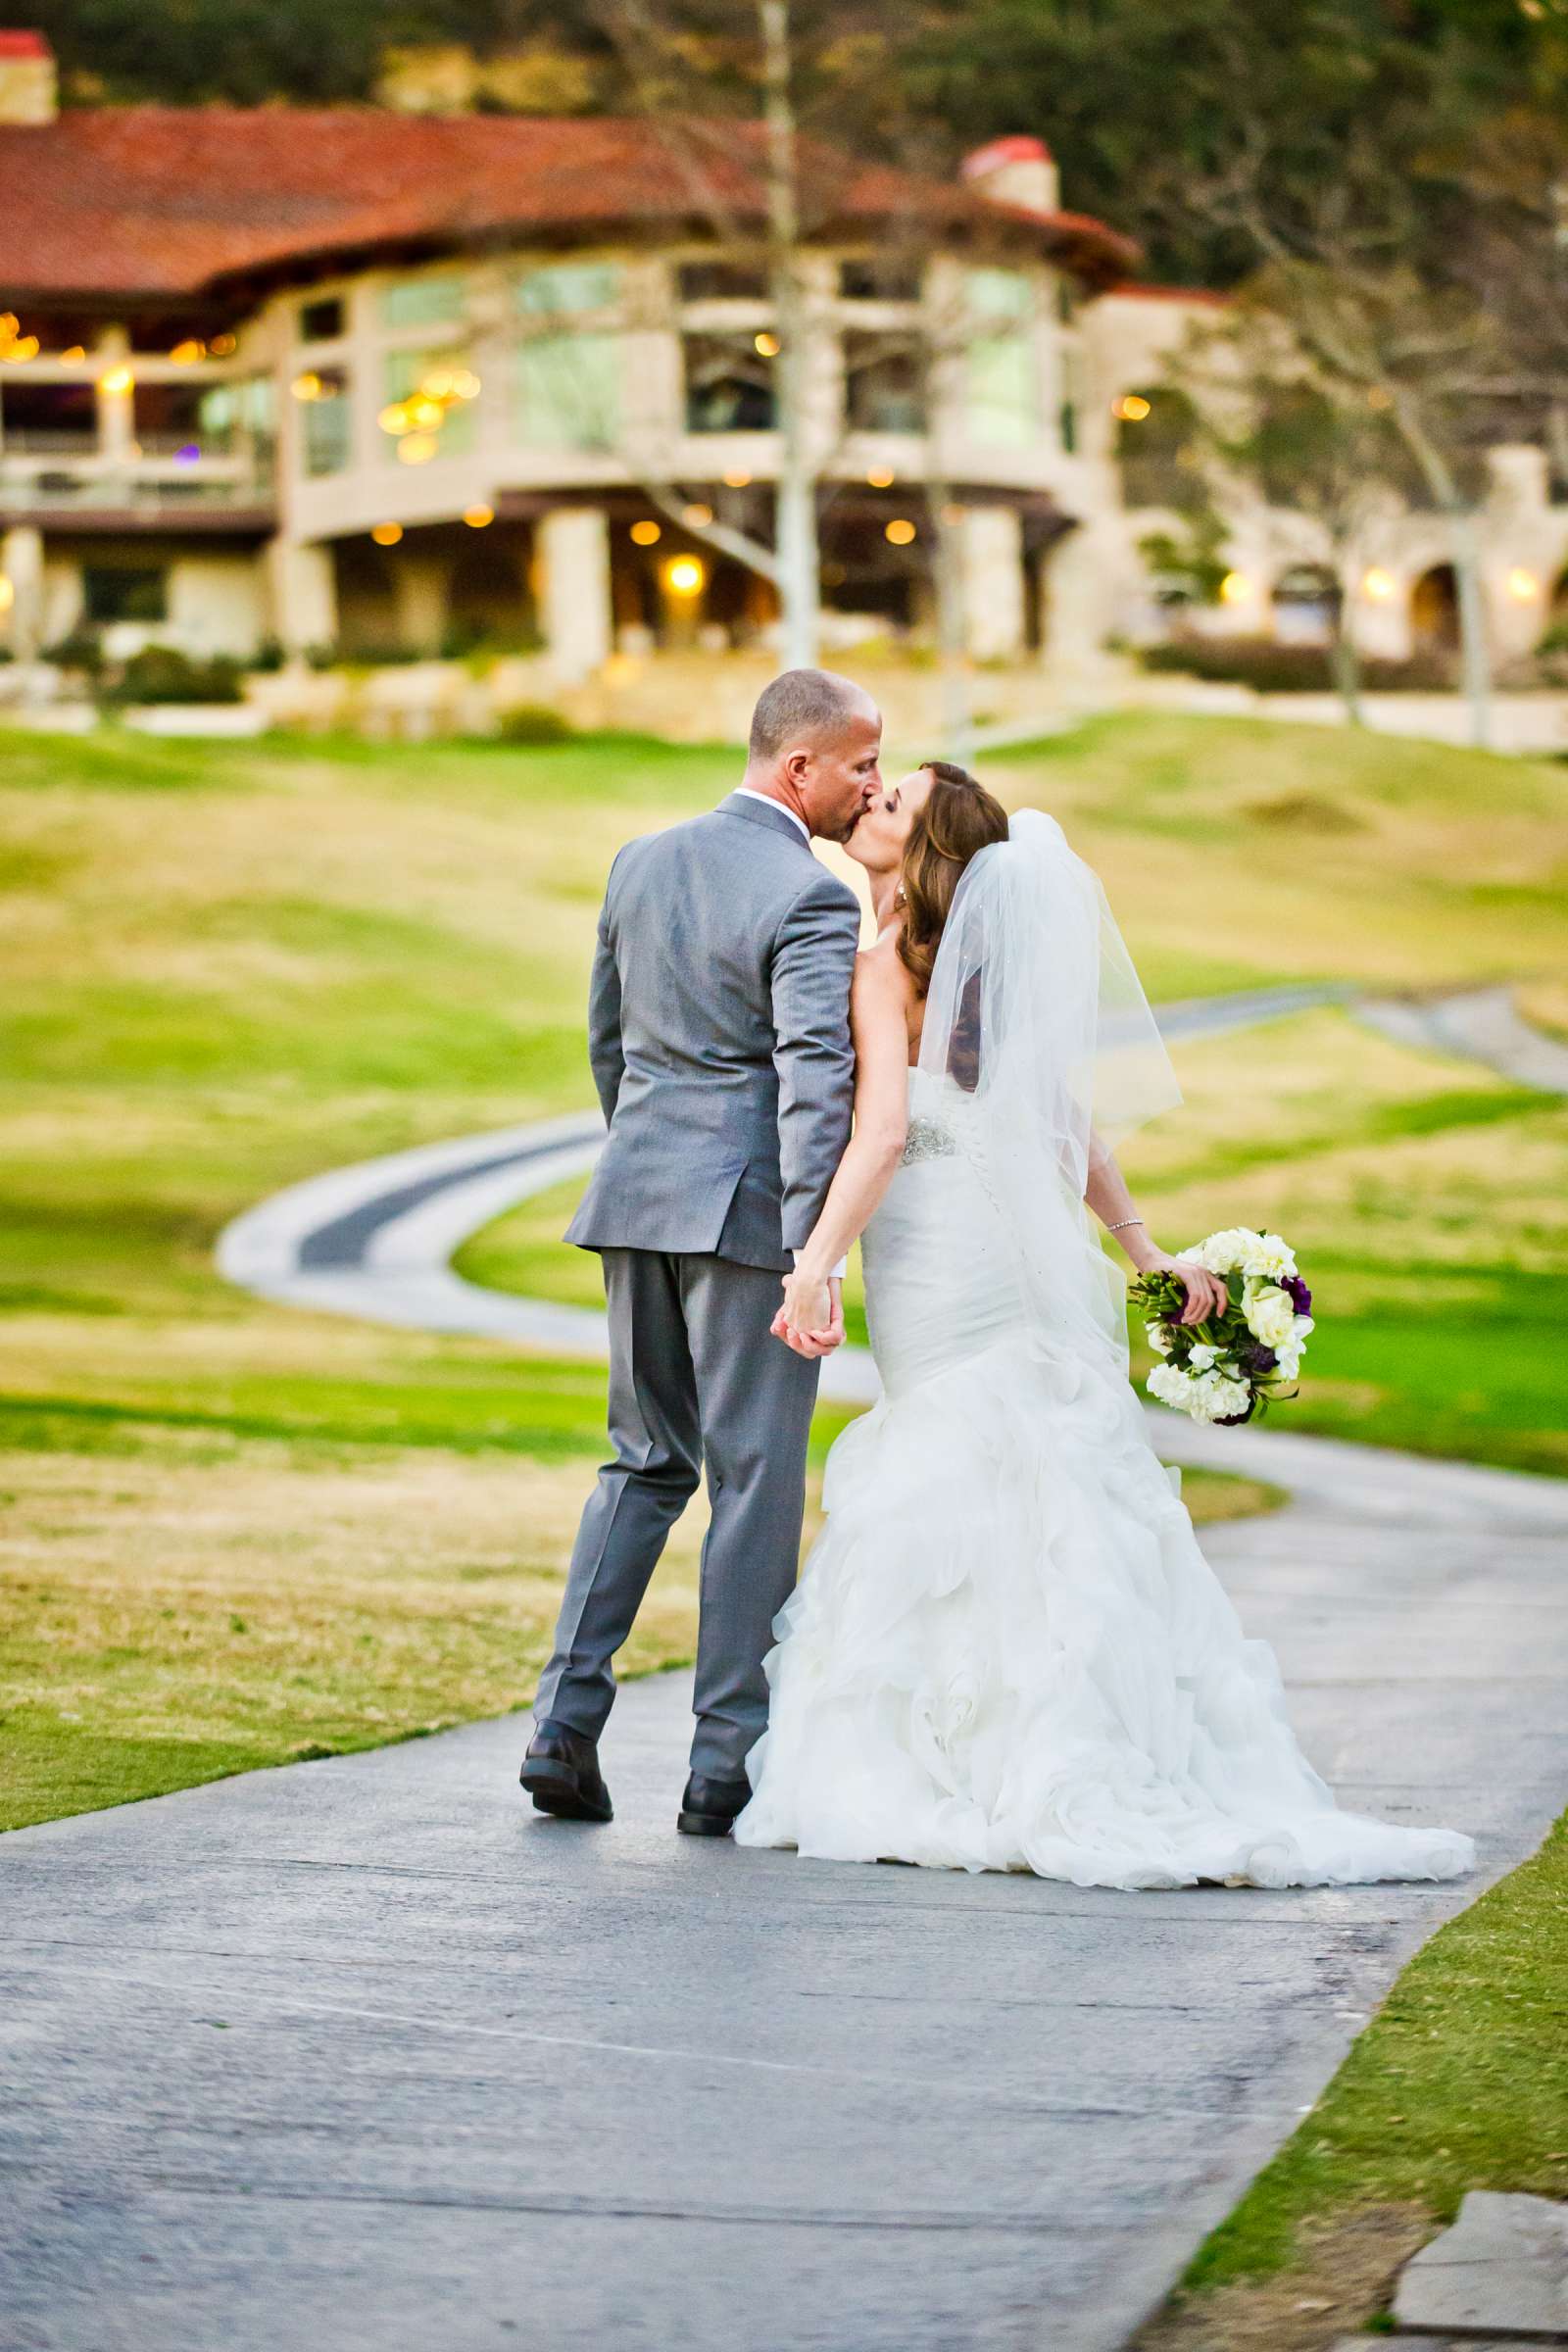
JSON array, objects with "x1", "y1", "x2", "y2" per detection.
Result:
[
  {"x1": 1139, "y1": 637, "x2": 1451, "y2": 693},
  {"x1": 496, "y1": 703, "x2": 573, "y2": 744},
  {"x1": 100, "y1": 645, "x2": 245, "y2": 706},
  {"x1": 42, "y1": 630, "x2": 105, "y2": 676}
]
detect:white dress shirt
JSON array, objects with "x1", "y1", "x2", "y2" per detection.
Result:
[{"x1": 729, "y1": 789, "x2": 849, "y2": 1288}]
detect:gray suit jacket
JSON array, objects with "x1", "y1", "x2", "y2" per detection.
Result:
[{"x1": 564, "y1": 792, "x2": 861, "y2": 1273}]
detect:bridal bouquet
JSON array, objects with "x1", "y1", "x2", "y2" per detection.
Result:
[{"x1": 1131, "y1": 1227, "x2": 1312, "y2": 1426}]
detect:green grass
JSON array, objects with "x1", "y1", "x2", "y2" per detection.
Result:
[{"x1": 2, "y1": 710, "x2": 1564, "y2": 1835}]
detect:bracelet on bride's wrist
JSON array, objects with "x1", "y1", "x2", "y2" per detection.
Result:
[{"x1": 1106, "y1": 1216, "x2": 1145, "y2": 1234}]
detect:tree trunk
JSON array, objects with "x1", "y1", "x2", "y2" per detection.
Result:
[
  {"x1": 760, "y1": 0, "x2": 819, "y2": 670},
  {"x1": 1328, "y1": 570, "x2": 1364, "y2": 727},
  {"x1": 1396, "y1": 409, "x2": 1492, "y2": 750}
]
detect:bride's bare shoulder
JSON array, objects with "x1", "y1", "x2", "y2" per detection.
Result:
[{"x1": 855, "y1": 928, "x2": 913, "y2": 1000}]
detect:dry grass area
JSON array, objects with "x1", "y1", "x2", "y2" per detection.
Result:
[
  {"x1": 1131, "y1": 2202, "x2": 1433, "y2": 2352},
  {"x1": 1, "y1": 1419, "x2": 722, "y2": 1833}
]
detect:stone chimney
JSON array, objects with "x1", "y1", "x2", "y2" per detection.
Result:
[
  {"x1": 962, "y1": 135, "x2": 1060, "y2": 218},
  {"x1": 0, "y1": 30, "x2": 56, "y2": 123}
]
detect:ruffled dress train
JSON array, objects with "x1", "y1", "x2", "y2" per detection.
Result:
[{"x1": 735, "y1": 1086, "x2": 1474, "y2": 1891}]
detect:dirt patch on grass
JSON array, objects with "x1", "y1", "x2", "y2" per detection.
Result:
[{"x1": 1132, "y1": 2201, "x2": 1434, "y2": 2351}]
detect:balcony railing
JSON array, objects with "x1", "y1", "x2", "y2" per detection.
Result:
[
  {"x1": 0, "y1": 466, "x2": 273, "y2": 515},
  {"x1": 0, "y1": 428, "x2": 103, "y2": 455}
]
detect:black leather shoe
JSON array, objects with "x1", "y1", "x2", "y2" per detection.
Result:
[
  {"x1": 519, "y1": 1720, "x2": 612, "y2": 1823},
  {"x1": 677, "y1": 1771, "x2": 752, "y2": 1838}
]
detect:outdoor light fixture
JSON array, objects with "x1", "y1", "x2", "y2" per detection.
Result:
[
  {"x1": 397, "y1": 433, "x2": 438, "y2": 465},
  {"x1": 1219, "y1": 570, "x2": 1250, "y2": 604},
  {"x1": 885, "y1": 518, "x2": 916, "y2": 545},
  {"x1": 290, "y1": 370, "x2": 323, "y2": 402},
  {"x1": 172, "y1": 444, "x2": 201, "y2": 466},
  {"x1": 1507, "y1": 567, "x2": 1540, "y2": 601},
  {"x1": 59, "y1": 345, "x2": 85, "y2": 363},
  {"x1": 169, "y1": 339, "x2": 206, "y2": 365},
  {"x1": 866, "y1": 466, "x2": 896, "y2": 488},
  {"x1": 0, "y1": 576, "x2": 14, "y2": 612},
  {"x1": 630, "y1": 519, "x2": 662, "y2": 546},
  {"x1": 682, "y1": 503, "x2": 713, "y2": 527},
  {"x1": 723, "y1": 469, "x2": 752, "y2": 488},
  {"x1": 1362, "y1": 566, "x2": 1396, "y2": 600},
  {"x1": 1113, "y1": 393, "x2": 1152, "y2": 421},
  {"x1": 210, "y1": 333, "x2": 237, "y2": 357},
  {"x1": 370, "y1": 522, "x2": 404, "y2": 546},
  {"x1": 98, "y1": 363, "x2": 134, "y2": 396},
  {"x1": 755, "y1": 332, "x2": 780, "y2": 358},
  {"x1": 664, "y1": 555, "x2": 706, "y2": 597},
  {"x1": 464, "y1": 505, "x2": 495, "y2": 528}
]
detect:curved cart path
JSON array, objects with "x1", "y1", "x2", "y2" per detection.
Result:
[{"x1": 3, "y1": 983, "x2": 1566, "y2": 2352}]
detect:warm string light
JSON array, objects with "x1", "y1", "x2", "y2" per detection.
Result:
[
  {"x1": 630, "y1": 519, "x2": 662, "y2": 546},
  {"x1": 1113, "y1": 392, "x2": 1152, "y2": 421},
  {"x1": 866, "y1": 466, "x2": 895, "y2": 489},
  {"x1": 378, "y1": 363, "x2": 481, "y2": 453},
  {"x1": 1219, "y1": 570, "x2": 1250, "y2": 605},
  {"x1": 370, "y1": 521, "x2": 403, "y2": 546},
  {"x1": 885, "y1": 517, "x2": 916, "y2": 545},
  {"x1": 754, "y1": 331, "x2": 780, "y2": 358},
  {"x1": 464, "y1": 504, "x2": 495, "y2": 529},
  {"x1": 663, "y1": 555, "x2": 706, "y2": 597}
]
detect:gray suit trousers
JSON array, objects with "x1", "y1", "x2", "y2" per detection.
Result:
[{"x1": 534, "y1": 1247, "x2": 822, "y2": 1780}]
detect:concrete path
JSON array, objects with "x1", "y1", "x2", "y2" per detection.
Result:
[{"x1": 4, "y1": 1438, "x2": 1567, "y2": 2352}]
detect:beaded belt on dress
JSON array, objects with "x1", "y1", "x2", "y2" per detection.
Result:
[{"x1": 902, "y1": 1115, "x2": 960, "y2": 1166}]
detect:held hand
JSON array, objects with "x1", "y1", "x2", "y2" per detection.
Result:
[
  {"x1": 771, "y1": 1273, "x2": 845, "y2": 1358},
  {"x1": 1138, "y1": 1249, "x2": 1229, "y2": 1327}
]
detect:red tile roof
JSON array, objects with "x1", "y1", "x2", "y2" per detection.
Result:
[{"x1": 0, "y1": 107, "x2": 1138, "y2": 305}]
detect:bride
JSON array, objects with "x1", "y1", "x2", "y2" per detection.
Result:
[{"x1": 735, "y1": 761, "x2": 1474, "y2": 1890}]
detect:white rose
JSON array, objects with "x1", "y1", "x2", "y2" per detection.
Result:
[
  {"x1": 1210, "y1": 1376, "x2": 1251, "y2": 1420},
  {"x1": 1244, "y1": 1283, "x2": 1298, "y2": 1349},
  {"x1": 1275, "y1": 1345, "x2": 1301, "y2": 1380},
  {"x1": 1146, "y1": 1319, "x2": 1173, "y2": 1358},
  {"x1": 1194, "y1": 1228, "x2": 1253, "y2": 1276},
  {"x1": 1189, "y1": 1342, "x2": 1221, "y2": 1372},
  {"x1": 1293, "y1": 1313, "x2": 1314, "y2": 1342},
  {"x1": 1148, "y1": 1363, "x2": 1195, "y2": 1412},
  {"x1": 1241, "y1": 1231, "x2": 1298, "y2": 1281}
]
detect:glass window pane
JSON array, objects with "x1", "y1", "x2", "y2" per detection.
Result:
[
  {"x1": 381, "y1": 347, "x2": 478, "y2": 461},
  {"x1": 379, "y1": 272, "x2": 466, "y2": 331},
  {"x1": 516, "y1": 263, "x2": 622, "y2": 318},
  {"x1": 966, "y1": 268, "x2": 1033, "y2": 320},
  {"x1": 514, "y1": 333, "x2": 618, "y2": 449},
  {"x1": 300, "y1": 368, "x2": 350, "y2": 475},
  {"x1": 966, "y1": 336, "x2": 1038, "y2": 445},
  {"x1": 300, "y1": 296, "x2": 344, "y2": 342}
]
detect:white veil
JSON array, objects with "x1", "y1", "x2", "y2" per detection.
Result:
[{"x1": 915, "y1": 808, "x2": 1182, "y2": 1367}]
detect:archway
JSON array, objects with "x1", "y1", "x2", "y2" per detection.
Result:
[{"x1": 1410, "y1": 564, "x2": 1459, "y2": 652}]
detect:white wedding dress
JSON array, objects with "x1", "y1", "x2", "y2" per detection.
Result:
[{"x1": 736, "y1": 816, "x2": 1474, "y2": 1891}]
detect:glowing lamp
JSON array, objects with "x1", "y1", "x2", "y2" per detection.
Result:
[
  {"x1": 663, "y1": 555, "x2": 706, "y2": 597},
  {"x1": 1362, "y1": 566, "x2": 1396, "y2": 601},
  {"x1": 210, "y1": 333, "x2": 237, "y2": 357},
  {"x1": 170, "y1": 339, "x2": 206, "y2": 365},
  {"x1": 1507, "y1": 567, "x2": 1540, "y2": 602},
  {"x1": 99, "y1": 363, "x2": 134, "y2": 396},
  {"x1": 866, "y1": 466, "x2": 895, "y2": 488},
  {"x1": 0, "y1": 576, "x2": 14, "y2": 612},
  {"x1": 1114, "y1": 393, "x2": 1152, "y2": 421},
  {"x1": 723, "y1": 468, "x2": 752, "y2": 488},
  {"x1": 396, "y1": 432, "x2": 438, "y2": 465},
  {"x1": 884, "y1": 518, "x2": 916, "y2": 546},
  {"x1": 755, "y1": 332, "x2": 780, "y2": 358},
  {"x1": 408, "y1": 397, "x2": 445, "y2": 432},
  {"x1": 682, "y1": 503, "x2": 713, "y2": 528},
  {"x1": 464, "y1": 505, "x2": 495, "y2": 528},
  {"x1": 370, "y1": 522, "x2": 404, "y2": 546},
  {"x1": 378, "y1": 402, "x2": 413, "y2": 437},
  {"x1": 3, "y1": 334, "x2": 39, "y2": 362},
  {"x1": 1219, "y1": 570, "x2": 1250, "y2": 605},
  {"x1": 451, "y1": 370, "x2": 481, "y2": 400},
  {"x1": 60, "y1": 345, "x2": 85, "y2": 363},
  {"x1": 630, "y1": 519, "x2": 662, "y2": 546},
  {"x1": 289, "y1": 370, "x2": 322, "y2": 402}
]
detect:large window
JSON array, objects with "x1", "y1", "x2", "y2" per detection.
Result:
[
  {"x1": 298, "y1": 366, "x2": 350, "y2": 476},
  {"x1": 843, "y1": 332, "x2": 925, "y2": 433},
  {"x1": 382, "y1": 345, "x2": 478, "y2": 463},
  {"x1": 514, "y1": 263, "x2": 622, "y2": 450},
  {"x1": 379, "y1": 272, "x2": 466, "y2": 332},
  {"x1": 679, "y1": 261, "x2": 768, "y2": 302},
  {"x1": 839, "y1": 258, "x2": 922, "y2": 303},
  {"x1": 964, "y1": 269, "x2": 1040, "y2": 447},
  {"x1": 684, "y1": 331, "x2": 775, "y2": 432}
]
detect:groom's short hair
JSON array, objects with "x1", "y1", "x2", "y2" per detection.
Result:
[{"x1": 749, "y1": 668, "x2": 864, "y2": 762}]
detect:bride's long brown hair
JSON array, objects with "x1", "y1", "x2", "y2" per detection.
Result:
[{"x1": 895, "y1": 760, "x2": 1010, "y2": 999}]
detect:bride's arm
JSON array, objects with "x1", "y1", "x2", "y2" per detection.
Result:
[
  {"x1": 1084, "y1": 1130, "x2": 1228, "y2": 1325},
  {"x1": 774, "y1": 950, "x2": 911, "y2": 1346}
]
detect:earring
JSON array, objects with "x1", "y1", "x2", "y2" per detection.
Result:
[{"x1": 893, "y1": 885, "x2": 906, "y2": 909}]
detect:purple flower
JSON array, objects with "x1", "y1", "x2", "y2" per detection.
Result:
[
  {"x1": 1283, "y1": 1274, "x2": 1312, "y2": 1317},
  {"x1": 1241, "y1": 1342, "x2": 1278, "y2": 1375}
]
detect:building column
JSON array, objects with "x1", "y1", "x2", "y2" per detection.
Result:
[
  {"x1": 1042, "y1": 518, "x2": 1122, "y2": 673},
  {"x1": 958, "y1": 506, "x2": 1026, "y2": 662},
  {"x1": 539, "y1": 506, "x2": 612, "y2": 682},
  {"x1": 1, "y1": 523, "x2": 45, "y2": 661},
  {"x1": 265, "y1": 536, "x2": 338, "y2": 657}
]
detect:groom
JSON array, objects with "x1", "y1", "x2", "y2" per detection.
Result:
[{"x1": 521, "y1": 669, "x2": 883, "y2": 1836}]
